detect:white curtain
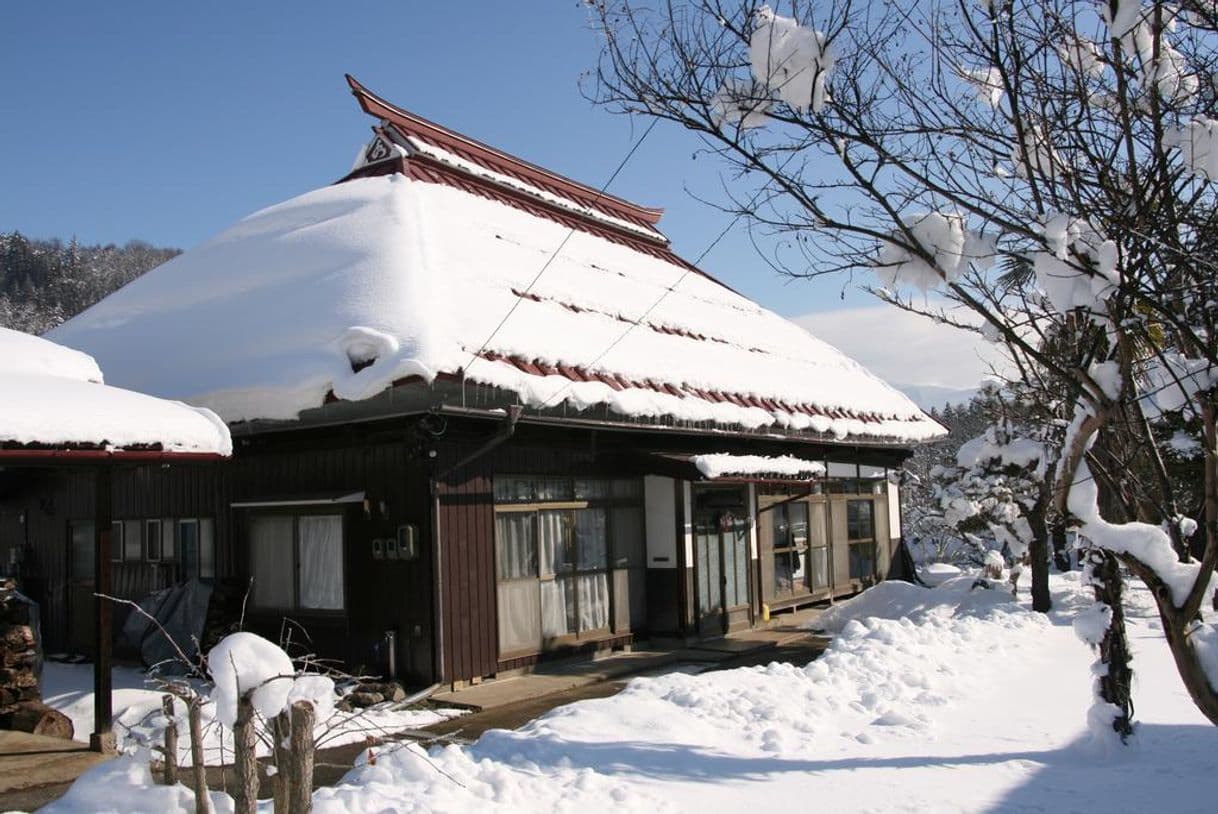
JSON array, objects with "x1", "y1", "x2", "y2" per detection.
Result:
[
  {"x1": 540, "y1": 579, "x2": 573, "y2": 638},
  {"x1": 498, "y1": 580, "x2": 541, "y2": 653},
  {"x1": 577, "y1": 573, "x2": 609, "y2": 631},
  {"x1": 496, "y1": 513, "x2": 535, "y2": 579},
  {"x1": 298, "y1": 515, "x2": 344, "y2": 610},
  {"x1": 539, "y1": 510, "x2": 570, "y2": 576},
  {"x1": 250, "y1": 515, "x2": 294, "y2": 608}
]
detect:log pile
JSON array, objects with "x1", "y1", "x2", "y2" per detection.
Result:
[{"x1": 0, "y1": 578, "x2": 73, "y2": 739}]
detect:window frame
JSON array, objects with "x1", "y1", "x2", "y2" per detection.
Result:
[
  {"x1": 246, "y1": 509, "x2": 347, "y2": 614},
  {"x1": 846, "y1": 499, "x2": 877, "y2": 580},
  {"x1": 493, "y1": 475, "x2": 645, "y2": 656}
]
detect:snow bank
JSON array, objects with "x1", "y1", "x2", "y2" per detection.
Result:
[
  {"x1": 44, "y1": 575, "x2": 1218, "y2": 812},
  {"x1": 39, "y1": 757, "x2": 233, "y2": 814},
  {"x1": 51, "y1": 172, "x2": 940, "y2": 443},
  {"x1": 819, "y1": 574, "x2": 1018, "y2": 632},
  {"x1": 42, "y1": 661, "x2": 461, "y2": 767}
]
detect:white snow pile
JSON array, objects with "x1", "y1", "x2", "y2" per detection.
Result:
[
  {"x1": 42, "y1": 661, "x2": 461, "y2": 769},
  {"x1": 40, "y1": 758, "x2": 235, "y2": 814},
  {"x1": 961, "y1": 65, "x2": 1004, "y2": 108},
  {"x1": 1032, "y1": 214, "x2": 1118, "y2": 315},
  {"x1": 749, "y1": 5, "x2": 835, "y2": 114},
  {"x1": 691, "y1": 453, "x2": 826, "y2": 480},
  {"x1": 50, "y1": 171, "x2": 940, "y2": 443},
  {"x1": 1104, "y1": 0, "x2": 1198, "y2": 104},
  {"x1": 41, "y1": 574, "x2": 1218, "y2": 813},
  {"x1": 872, "y1": 211, "x2": 994, "y2": 292},
  {"x1": 1166, "y1": 117, "x2": 1218, "y2": 181},
  {"x1": 207, "y1": 631, "x2": 300, "y2": 728},
  {"x1": 955, "y1": 430, "x2": 1044, "y2": 472},
  {"x1": 1141, "y1": 352, "x2": 1217, "y2": 414},
  {"x1": 0, "y1": 326, "x2": 231, "y2": 455}
]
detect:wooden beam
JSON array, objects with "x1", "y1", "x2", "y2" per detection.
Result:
[{"x1": 90, "y1": 465, "x2": 115, "y2": 753}]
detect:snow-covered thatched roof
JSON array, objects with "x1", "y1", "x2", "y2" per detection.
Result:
[
  {"x1": 48, "y1": 80, "x2": 943, "y2": 446},
  {"x1": 0, "y1": 326, "x2": 231, "y2": 457}
]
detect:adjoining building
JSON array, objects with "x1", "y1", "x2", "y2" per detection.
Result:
[
  {"x1": 2, "y1": 77, "x2": 944, "y2": 688},
  {"x1": 0, "y1": 325, "x2": 230, "y2": 748}
]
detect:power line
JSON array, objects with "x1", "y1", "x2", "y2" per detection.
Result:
[
  {"x1": 461, "y1": 117, "x2": 660, "y2": 391},
  {"x1": 538, "y1": 171, "x2": 785, "y2": 412}
]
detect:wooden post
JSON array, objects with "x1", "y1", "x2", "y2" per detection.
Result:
[
  {"x1": 90, "y1": 465, "x2": 114, "y2": 754},
  {"x1": 271, "y1": 710, "x2": 290, "y2": 814},
  {"x1": 232, "y1": 695, "x2": 259, "y2": 814},
  {"x1": 287, "y1": 701, "x2": 316, "y2": 814},
  {"x1": 162, "y1": 695, "x2": 179, "y2": 785},
  {"x1": 188, "y1": 697, "x2": 212, "y2": 814}
]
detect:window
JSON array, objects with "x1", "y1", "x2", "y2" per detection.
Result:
[
  {"x1": 249, "y1": 513, "x2": 344, "y2": 611},
  {"x1": 108, "y1": 521, "x2": 125, "y2": 563},
  {"x1": 178, "y1": 518, "x2": 216, "y2": 582},
  {"x1": 123, "y1": 520, "x2": 142, "y2": 561},
  {"x1": 769, "y1": 502, "x2": 809, "y2": 598},
  {"x1": 847, "y1": 500, "x2": 876, "y2": 579},
  {"x1": 494, "y1": 476, "x2": 645, "y2": 655}
]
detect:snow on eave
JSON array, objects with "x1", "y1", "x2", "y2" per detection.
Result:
[{"x1": 692, "y1": 453, "x2": 828, "y2": 480}]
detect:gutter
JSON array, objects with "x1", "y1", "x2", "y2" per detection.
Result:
[{"x1": 428, "y1": 404, "x2": 522, "y2": 686}]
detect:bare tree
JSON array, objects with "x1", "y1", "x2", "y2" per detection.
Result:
[{"x1": 588, "y1": 0, "x2": 1218, "y2": 734}]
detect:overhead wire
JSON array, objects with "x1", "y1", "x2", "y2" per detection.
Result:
[{"x1": 460, "y1": 117, "x2": 660, "y2": 405}]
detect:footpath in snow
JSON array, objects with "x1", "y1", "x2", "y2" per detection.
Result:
[{"x1": 40, "y1": 572, "x2": 1218, "y2": 813}]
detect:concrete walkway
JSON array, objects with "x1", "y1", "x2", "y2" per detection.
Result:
[{"x1": 0, "y1": 730, "x2": 110, "y2": 812}]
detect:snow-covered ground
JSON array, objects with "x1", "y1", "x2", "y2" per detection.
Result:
[
  {"x1": 39, "y1": 572, "x2": 1218, "y2": 813},
  {"x1": 42, "y1": 662, "x2": 461, "y2": 767}
]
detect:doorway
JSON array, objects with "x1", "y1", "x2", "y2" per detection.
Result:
[{"x1": 692, "y1": 486, "x2": 752, "y2": 636}]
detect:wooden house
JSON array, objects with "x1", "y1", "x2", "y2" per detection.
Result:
[{"x1": 1, "y1": 77, "x2": 944, "y2": 689}]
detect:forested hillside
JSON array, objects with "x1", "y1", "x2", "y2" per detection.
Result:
[{"x1": 0, "y1": 232, "x2": 179, "y2": 334}]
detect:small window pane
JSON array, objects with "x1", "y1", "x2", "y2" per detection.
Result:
[
  {"x1": 298, "y1": 515, "x2": 344, "y2": 610},
  {"x1": 609, "y1": 506, "x2": 645, "y2": 567},
  {"x1": 574, "y1": 479, "x2": 610, "y2": 500},
  {"x1": 161, "y1": 519, "x2": 176, "y2": 560},
  {"x1": 250, "y1": 515, "x2": 294, "y2": 608},
  {"x1": 576, "y1": 572, "x2": 610, "y2": 632},
  {"x1": 848, "y1": 501, "x2": 875, "y2": 541},
  {"x1": 541, "y1": 578, "x2": 575, "y2": 637},
  {"x1": 498, "y1": 579, "x2": 541, "y2": 653},
  {"x1": 611, "y1": 479, "x2": 642, "y2": 499},
  {"x1": 849, "y1": 542, "x2": 876, "y2": 579},
  {"x1": 179, "y1": 521, "x2": 200, "y2": 581},
  {"x1": 110, "y1": 521, "x2": 124, "y2": 562},
  {"x1": 535, "y1": 479, "x2": 573, "y2": 502},
  {"x1": 70, "y1": 523, "x2": 95, "y2": 580},
  {"x1": 539, "y1": 510, "x2": 573, "y2": 576},
  {"x1": 124, "y1": 520, "x2": 142, "y2": 561},
  {"x1": 146, "y1": 520, "x2": 163, "y2": 561},
  {"x1": 809, "y1": 545, "x2": 830, "y2": 590},
  {"x1": 496, "y1": 513, "x2": 537, "y2": 579},
  {"x1": 495, "y1": 477, "x2": 535, "y2": 503},
  {"x1": 574, "y1": 508, "x2": 607, "y2": 571}
]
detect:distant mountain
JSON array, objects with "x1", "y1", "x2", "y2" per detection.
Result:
[
  {"x1": 0, "y1": 232, "x2": 179, "y2": 335},
  {"x1": 894, "y1": 383, "x2": 979, "y2": 412}
]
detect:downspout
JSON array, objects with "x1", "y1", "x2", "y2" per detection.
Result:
[{"x1": 428, "y1": 405, "x2": 522, "y2": 686}]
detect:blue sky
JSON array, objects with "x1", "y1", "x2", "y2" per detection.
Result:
[
  {"x1": 0, "y1": 2, "x2": 995, "y2": 398},
  {"x1": 0, "y1": 1, "x2": 874, "y2": 319}
]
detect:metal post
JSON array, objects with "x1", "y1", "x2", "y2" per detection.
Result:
[{"x1": 90, "y1": 465, "x2": 115, "y2": 753}]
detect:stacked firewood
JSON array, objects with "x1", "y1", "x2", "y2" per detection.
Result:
[{"x1": 0, "y1": 579, "x2": 73, "y2": 739}]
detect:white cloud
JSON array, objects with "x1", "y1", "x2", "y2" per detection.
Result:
[{"x1": 792, "y1": 304, "x2": 1010, "y2": 400}]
